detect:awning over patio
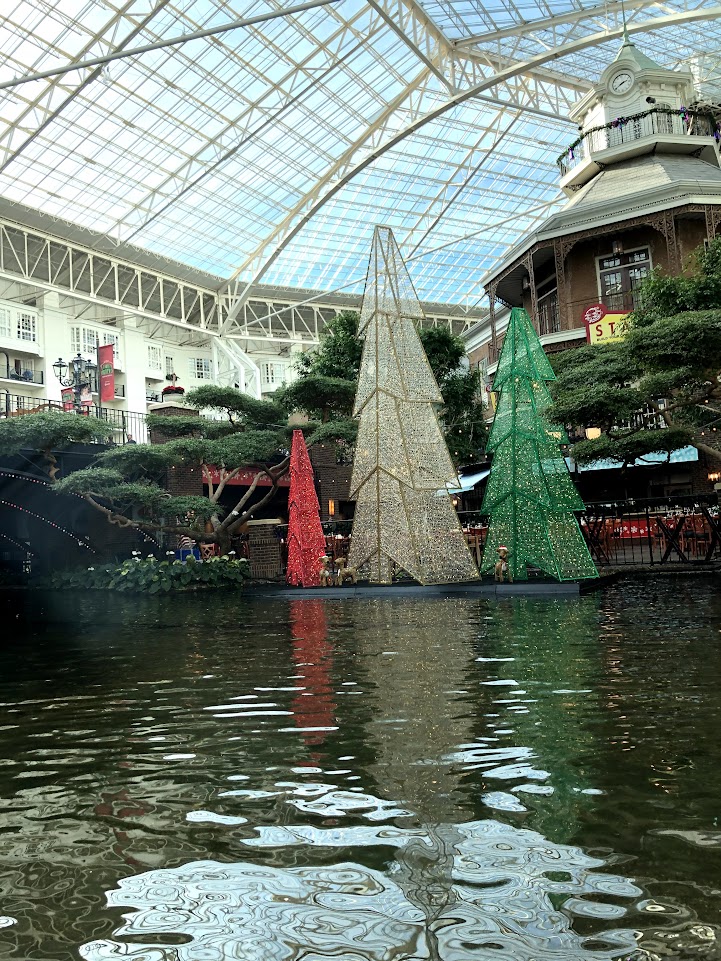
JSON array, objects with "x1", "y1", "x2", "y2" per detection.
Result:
[{"x1": 438, "y1": 468, "x2": 491, "y2": 496}]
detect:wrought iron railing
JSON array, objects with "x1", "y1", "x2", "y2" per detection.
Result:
[
  {"x1": 0, "y1": 365, "x2": 43, "y2": 384},
  {"x1": 458, "y1": 494, "x2": 721, "y2": 568},
  {"x1": 558, "y1": 107, "x2": 719, "y2": 177},
  {"x1": 0, "y1": 391, "x2": 148, "y2": 443}
]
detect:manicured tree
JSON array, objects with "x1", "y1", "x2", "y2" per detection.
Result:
[
  {"x1": 0, "y1": 411, "x2": 113, "y2": 480},
  {"x1": 286, "y1": 430, "x2": 326, "y2": 587},
  {"x1": 348, "y1": 226, "x2": 478, "y2": 585},
  {"x1": 4, "y1": 387, "x2": 351, "y2": 555},
  {"x1": 549, "y1": 236, "x2": 721, "y2": 467},
  {"x1": 481, "y1": 307, "x2": 598, "y2": 582}
]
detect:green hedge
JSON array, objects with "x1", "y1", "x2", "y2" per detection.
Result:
[{"x1": 50, "y1": 554, "x2": 250, "y2": 593}]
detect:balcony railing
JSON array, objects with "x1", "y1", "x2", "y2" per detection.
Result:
[
  {"x1": 1, "y1": 365, "x2": 43, "y2": 385},
  {"x1": 538, "y1": 291, "x2": 560, "y2": 336},
  {"x1": 558, "y1": 107, "x2": 719, "y2": 177},
  {"x1": 0, "y1": 391, "x2": 148, "y2": 443}
]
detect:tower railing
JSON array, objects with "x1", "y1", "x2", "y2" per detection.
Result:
[{"x1": 558, "y1": 107, "x2": 719, "y2": 177}]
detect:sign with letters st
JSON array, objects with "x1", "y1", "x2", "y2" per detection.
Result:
[{"x1": 583, "y1": 303, "x2": 628, "y2": 345}]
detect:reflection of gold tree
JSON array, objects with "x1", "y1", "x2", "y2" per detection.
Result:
[{"x1": 353, "y1": 598, "x2": 477, "y2": 824}]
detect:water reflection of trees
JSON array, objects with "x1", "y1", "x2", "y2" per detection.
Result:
[
  {"x1": 463, "y1": 597, "x2": 606, "y2": 844},
  {"x1": 79, "y1": 821, "x2": 642, "y2": 960}
]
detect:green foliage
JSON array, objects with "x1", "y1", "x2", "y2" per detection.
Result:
[
  {"x1": 306, "y1": 417, "x2": 358, "y2": 447},
  {"x1": 294, "y1": 310, "x2": 363, "y2": 380},
  {"x1": 625, "y1": 309, "x2": 721, "y2": 373},
  {"x1": 439, "y1": 368, "x2": 488, "y2": 464},
  {"x1": 418, "y1": 326, "x2": 466, "y2": 383},
  {"x1": 49, "y1": 555, "x2": 250, "y2": 593},
  {"x1": 631, "y1": 236, "x2": 721, "y2": 327},
  {"x1": 0, "y1": 411, "x2": 113, "y2": 455},
  {"x1": 571, "y1": 428, "x2": 692, "y2": 466},
  {"x1": 55, "y1": 467, "x2": 125, "y2": 495},
  {"x1": 185, "y1": 384, "x2": 285, "y2": 427},
  {"x1": 548, "y1": 237, "x2": 721, "y2": 465},
  {"x1": 277, "y1": 375, "x2": 357, "y2": 421},
  {"x1": 146, "y1": 414, "x2": 204, "y2": 438}
]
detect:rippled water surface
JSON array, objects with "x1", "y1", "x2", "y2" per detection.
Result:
[{"x1": 1, "y1": 579, "x2": 721, "y2": 960}]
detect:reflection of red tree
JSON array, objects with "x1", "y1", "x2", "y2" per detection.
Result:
[
  {"x1": 290, "y1": 600, "x2": 335, "y2": 749},
  {"x1": 95, "y1": 781, "x2": 153, "y2": 868}
]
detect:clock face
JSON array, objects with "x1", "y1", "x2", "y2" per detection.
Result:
[{"x1": 611, "y1": 71, "x2": 634, "y2": 93}]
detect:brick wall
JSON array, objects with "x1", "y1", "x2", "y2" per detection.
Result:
[
  {"x1": 148, "y1": 403, "x2": 203, "y2": 497},
  {"x1": 247, "y1": 521, "x2": 283, "y2": 579},
  {"x1": 309, "y1": 443, "x2": 353, "y2": 521}
]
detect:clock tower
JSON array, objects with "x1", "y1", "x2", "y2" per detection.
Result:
[{"x1": 560, "y1": 31, "x2": 719, "y2": 194}]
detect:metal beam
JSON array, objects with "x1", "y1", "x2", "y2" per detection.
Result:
[
  {"x1": 0, "y1": 0, "x2": 342, "y2": 92},
  {"x1": 0, "y1": 0, "x2": 172, "y2": 175},
  {"x1": 116, "y1": 7, "x2": 377, "y2": 242},
  {"x1": 366, "y1": 0, "x2": 452, "y2": 88},
  {"x1": 220, "y1": 8, "x2": 721, "y2": 331},
  {"x1": 454, "y1": 0, "x2": 655, "y2": 47}
]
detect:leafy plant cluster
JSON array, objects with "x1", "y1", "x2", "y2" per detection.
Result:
[
  {"x1": 549, "y1": 237, "x2": 721, "y2": 467},
  {"x1": 49, "y1": 554, "x2": 250, "y2": 593}
]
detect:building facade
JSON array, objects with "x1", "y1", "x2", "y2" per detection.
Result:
[
  {"x1": 0, "y1": 199, "x2": 481, "y2": 442},
  {"x1": 466, "y1": 36, "x2": 721, "y2": 374}
]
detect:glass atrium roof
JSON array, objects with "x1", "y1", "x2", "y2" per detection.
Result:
[{"x1": 0, "y1": 0, "x2": 720, "y2": 310}]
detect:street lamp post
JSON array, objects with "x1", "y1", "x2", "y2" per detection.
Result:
[{"x1": 52, "y1": 353, "x2": 96, "y2": 413}]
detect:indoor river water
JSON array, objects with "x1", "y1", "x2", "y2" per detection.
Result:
[{"x1": 1, "y1": 578, "x2": 720, "y2": 960}]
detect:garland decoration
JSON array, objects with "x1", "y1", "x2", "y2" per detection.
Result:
[{"x1": 559, "y1": 105, "x2": 717, "y2": 167}]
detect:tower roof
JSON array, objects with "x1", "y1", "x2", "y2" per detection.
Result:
[{"x1": 612, "y1": 35, "x2": 667, "y2": 71}]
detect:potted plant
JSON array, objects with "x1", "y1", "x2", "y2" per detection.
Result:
[{"x1": 162, "y1": 372, "x2": 185, "y2": 397}]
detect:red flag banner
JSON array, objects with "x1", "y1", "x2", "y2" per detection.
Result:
[
  {"x1": 61, "y1": 388, "x2": 74, "y2": 411},
  {"x1": 98, "y1": 342, "x2": 115, "y2": 402}
]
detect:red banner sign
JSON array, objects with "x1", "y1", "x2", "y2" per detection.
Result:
[
  {"x1": 206, "y1": 467, "x2": 291, "y2": 488},
  {"x1": 97, "y1": 343, "x2": 115, "y2": 402},
  {"x1": 61, "y1": 387, "x2": 74, "y2": 411}
]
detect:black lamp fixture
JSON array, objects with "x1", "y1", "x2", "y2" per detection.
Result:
[
  {"x1": 646, "y1": 96, "x2": 656, "y2": 104},
  {"x1": 52, "y1": 352, "x2": 96, "y2": 412}
]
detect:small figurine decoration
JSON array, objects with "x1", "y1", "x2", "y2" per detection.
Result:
[
  {"x1": 319, "y1": 555, "x2": 333, "y2": 587},
  {"x1": 335, "y1": 557, "x2": 357, "y2": 586},
  {"x1": 494, "y1": 545, "x2": 513, "y2": 583}
]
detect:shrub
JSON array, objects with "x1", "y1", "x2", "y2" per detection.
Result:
[{"x1": 49, "y1": 554, "x2": 250, "y2": 593}]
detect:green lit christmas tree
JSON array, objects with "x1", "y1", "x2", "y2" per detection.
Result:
[{"x1": 480, "y1": 307, "x2": 598, "y2": 582}]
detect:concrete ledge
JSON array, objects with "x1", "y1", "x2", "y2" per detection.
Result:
[{"x1": 244, "y1": 580, "x2": 582, "y2": 600}]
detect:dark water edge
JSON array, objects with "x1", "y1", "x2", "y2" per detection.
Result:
[{"x1": 0, "y1": 579, "x2": 720, "y2": 960}]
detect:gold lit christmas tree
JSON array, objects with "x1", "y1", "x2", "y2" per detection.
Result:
[{"x1": 348, "y1": 226, "x2": 478, "y2": 585}]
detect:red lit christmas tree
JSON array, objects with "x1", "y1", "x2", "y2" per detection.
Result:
[{"x1": 286, "y1": 429, "x2": 326, "y2": 587}]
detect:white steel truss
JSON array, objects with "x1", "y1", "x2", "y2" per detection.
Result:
[
  {"x1": 0, "y1": 215, "x2": 476, "y2": 348},
  {"x1": 0, "y1": 0, "x2": 720, "y2": 320},
  {"x1": 219, "y1": 4, "x2": 721, "y2": 330}
]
